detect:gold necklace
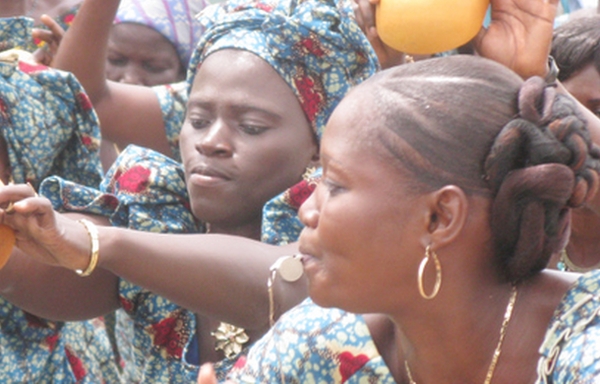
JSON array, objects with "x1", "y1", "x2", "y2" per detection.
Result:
[{"x1": 404, "y1": 286, "x2": 518, "y2": 384}]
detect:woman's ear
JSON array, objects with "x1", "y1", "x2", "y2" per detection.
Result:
[{"x1": 426, "y1": 185, "x2": 468, "y2": 247}]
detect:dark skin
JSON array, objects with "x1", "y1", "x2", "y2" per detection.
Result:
[
  {"x1": 194, "y1": 0, "x2": 600, "y2": 381},
  {"x1": 47, "y1": 0, "x2": 177, "y2": 158},
  {"x1": 295, "y1": 90, "x2": 579, "y2": 383},
  {"x1": 354, "y1": 0, "x2": 600, "y2": 276},
  {"x1": 0, "y1": 47, "x2": 317, "y2": 364},
  {"x1": 3, "y1": 0, "x2": 600, "y2": 380},
  {"x1": 106, "y1": 23, "x2": 186, "y2": 86}
]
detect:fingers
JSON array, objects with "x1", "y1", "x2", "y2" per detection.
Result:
[
  {"x1": 39, "y1": 14, "x2": 66, "y2": 40},
  {"x1": 31, "y1": 29, "x2": 55, "y2": 45},
  {"x1": 31, "y1": 15, "x2": 65, "y2": 67},
  {"x1": 0, "y1": 184, "x2": 44, "y2": 217},
  {"x1": 198, "y1": 364, "x2": 218, "y2": 384},
  {"x1": 354, "y1": 0, "x2": 377, "y2": 35}
]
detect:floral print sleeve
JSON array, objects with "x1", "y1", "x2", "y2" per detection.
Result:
[
  {"x1": 536, "y1": 270, "x2": 600, "y2": 383},
  {"x1": 42, "y1": 145, "x2": 202, "y2": 383},
  {"x1": 219, "y1": 298, "x2": 395, "y2": 383},
  {"x1": 0, "y1": 17, "x2": 117, "y2": 384}
]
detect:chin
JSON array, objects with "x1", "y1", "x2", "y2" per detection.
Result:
[{"x1": 310, "y1": 286, "x2": 375, "y2": 314}]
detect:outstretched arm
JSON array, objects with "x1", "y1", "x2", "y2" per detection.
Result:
[
  {"x1": 51, "y1": 0, "x2": 173, "y2": 156},
  {"x1": 0, "y1": 185, "x2": 306, "y2": 330}
]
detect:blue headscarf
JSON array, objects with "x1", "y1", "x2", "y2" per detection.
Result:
[
  {"x1": 188, "y1": 0, "x2": 379, "y2": 141},
  {"x1": 187, "y1": 0, "x2": 379, "y2": 244}
]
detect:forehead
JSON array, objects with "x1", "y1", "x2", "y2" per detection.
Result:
[
  {"x1": 110, "y1": 22, "x2": 176, "y2": 51},
  {"x1": 190, "y1": 50, "x2": 296, "y2": 101},
  {"x1": 324, "y1": 89, "x2": 377, "y2": 144}
]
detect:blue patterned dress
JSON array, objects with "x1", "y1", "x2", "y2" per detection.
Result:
[
  {"x1": 41, "y1": 145, "x2": 203, "y2": 383},
  {"x1": 221, "y1": 271, "x2": 600, "y2": 383},
  {"x1": 0, "y1": 16, "x2": 122, "y2": 383}
]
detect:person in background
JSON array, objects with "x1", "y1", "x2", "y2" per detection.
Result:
[
  {"x1": 548, "y1": 13, "x2": 600, "y2": 273},
  {"x1": 0, "y1": 14, "x2": 121, "y2": 383},
  {"x1": 0, "y1": 0, "x2": 378, "y2": 381},
  {"x1": 108, "y1": 0, "x2": 207, "y2": 86},
  {"x1": 104, "y1": 0, "x2": 208, "y2": 170},
  {"x1": 32, "y1": 0, "x2": 209, "y2": 169}
]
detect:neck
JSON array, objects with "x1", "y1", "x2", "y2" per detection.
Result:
[
  {"x1": 564, "y1": 206, "x2": 600, "y2": 270},
  {"x1": 386, "y1": 283, "x2": 520, "y2": 384}
]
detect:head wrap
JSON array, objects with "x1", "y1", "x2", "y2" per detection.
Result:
[
  {"x1": 187, "y1": 0, "x2": 378, "y2": 244},
  {"x1": 114, "y1": 0, "x2": 207, "y2": 67},
  {"x1": 0, "y1": 18, "x2": 103, "y2": 189},
  {"x1": 188, "y1": 0, "x2": 379, "y2": 140}
]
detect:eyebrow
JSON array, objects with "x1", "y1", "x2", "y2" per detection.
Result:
[{"x1": 186, "y1": 100, "x2": 283, "y2": 122}]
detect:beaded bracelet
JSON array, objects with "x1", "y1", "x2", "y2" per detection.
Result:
[{"x1": 75, "y1": 219, "x2": 99, "y2": 277}]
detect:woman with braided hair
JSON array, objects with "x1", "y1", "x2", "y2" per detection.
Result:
[{"x1": 192, "y1": 54, "x2": 600, "y2": 383}]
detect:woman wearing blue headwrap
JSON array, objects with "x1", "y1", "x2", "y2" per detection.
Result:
[
  {"x1": 0, "y1": 0, "x2": 377, "y2": 381},
  {"x1": 4, "y1": 0, "x2": 595, "y2": 382}
]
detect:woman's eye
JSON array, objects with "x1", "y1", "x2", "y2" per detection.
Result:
[
  {"x1": 143, "y1": 63, "x2": 168, "y2": 74},
  {"x1": 190, "y1": 119, "x2": 211, "y2": 129},
  {"x1": 323, "y1": 178, "x2": 344, "y2": 196},
  {"x1": 107, "y1": 57, "x2": 127, "y2": 67},
  {"x1": 240, "y1": 124, "x2": 268, "y2": 135}
]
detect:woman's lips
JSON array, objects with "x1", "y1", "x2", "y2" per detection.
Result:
[{"x1": 188, "y1": 165, "x2": 231, "y2": 186}]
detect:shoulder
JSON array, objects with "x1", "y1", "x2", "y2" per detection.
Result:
[
  {"x1": 537, "y1": 270, "x2": 600, "y2": 383},
  {"x1": 223, "y1": 299, "x2": 394, "y2": 383}
]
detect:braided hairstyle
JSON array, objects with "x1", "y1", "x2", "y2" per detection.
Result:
[{"x1": 364, "y1": 55, "x2": 600, "y2": 283}]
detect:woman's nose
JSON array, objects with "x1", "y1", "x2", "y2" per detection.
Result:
[
  {"x1": 118, "y1": 67, "x2": 145, "y2": 86},
  {"x1": 298, "y1": 186, "x2": 319, "y2": 229},
  {"x1": 196, "y1": 121, "x2": 234, "y2": 157}
]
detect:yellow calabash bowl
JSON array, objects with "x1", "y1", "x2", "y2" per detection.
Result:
[
  {"x1": 376, "y1": 0, "x2": 490, "y2": 55},
  {"x1": 0, "y1": 225, "x2": 15, "y2": 270}
]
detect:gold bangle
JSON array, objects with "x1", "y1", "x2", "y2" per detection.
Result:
[{"x1": 75, "y1": 219, "x2": 99, "y2": 277}]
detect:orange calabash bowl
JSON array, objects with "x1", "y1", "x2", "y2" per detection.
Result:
[
  {"x1": 376, "y1": 0, "x2": 490, "y2": 55},
  {"x1": 0, "y1": 225, "x2": 15, "y2": 270}
]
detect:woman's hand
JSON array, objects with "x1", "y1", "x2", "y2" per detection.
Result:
[
  {"x1": 32, "y1": 14, "x2": 66, "y2": 66},
  {"x1": 353, "y1": 0, "x2": 559, "y2": 76},
  {"x1": 197, "y1": 364, "x2": 237, "y2": 384},
  {"x1": 0, "y1": 184, "x2": 94, "y2": 272},
  {"x1": 473, "y1": 0, "x2": 560, "y2": 79},
  {"x1": 352, "y1": 0, "x2": 406, "y2": 69}
]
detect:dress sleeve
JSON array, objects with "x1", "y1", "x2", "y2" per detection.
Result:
[
  {"x1": 152, "y1": 81, "x2": 188, "y2": 162},
  {"x1": 219, "y1": 298, "x2": 394, "y2": 383},
  {"x1": 536, "y1": 270, "x2": 600, "y2": 383}
]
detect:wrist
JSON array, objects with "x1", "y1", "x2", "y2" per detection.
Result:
[{"x1": 74, "y1": 219, "x2": 99, "y2": 277}]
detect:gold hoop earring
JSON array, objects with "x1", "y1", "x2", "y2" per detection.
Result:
[{"x1": 418, "y1": 245, "x2": 442, "y2": 300}]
